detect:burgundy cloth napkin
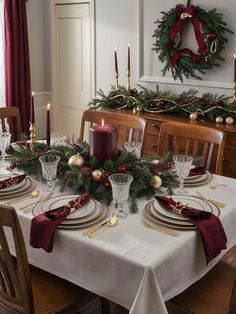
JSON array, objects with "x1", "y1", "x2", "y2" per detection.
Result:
[
  {"x1": 188, "y1": 166, "x2": 206, "y2": 177},
  {"x1": 155, "y1": 195, "x2": 227, "y2": 264},
  {"x1": 0, "y1": 174, "x2": 27, "y2": 190},
  {"x1": 30, "y1": 193, "x2": 91, "y2": 253}
]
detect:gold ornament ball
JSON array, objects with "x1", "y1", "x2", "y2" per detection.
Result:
[
  {"x1": 136, "y1": 104, "x2": 143, "y2": 112},
  {"x1": 150, "y1": 175, "x2": 162, "y2": 189},
  {"x1": 68, "y1": 154, "x2": 85, "y2": 167},
  {"x1": 92, "y1": 169, "x2": 103, "y2": 181},
  {"x1": 190, "y1": 112, "x2": 198, "y2": 120},
  {"x1": 216, "y1": 116, "x2": 223, "y2": 124},
  {"x1": 226, "y1": 116, "x2": 234, "y2": 125}
]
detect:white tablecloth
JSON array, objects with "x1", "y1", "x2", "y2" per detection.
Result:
[{"x1": 5, "y1": 174, "x2": 236, "y2": 314}]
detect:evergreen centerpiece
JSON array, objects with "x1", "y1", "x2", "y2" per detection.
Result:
[
  {"x1": 7, "y1": 141, "x2": 177, "y2": 213},
  {"x1": 89, "y1": 85, "x2": 236, "y2": 124}
]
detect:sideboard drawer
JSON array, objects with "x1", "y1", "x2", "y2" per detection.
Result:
[{"x1": 146, "y1": 121, "x2": 162, "y2": 135}]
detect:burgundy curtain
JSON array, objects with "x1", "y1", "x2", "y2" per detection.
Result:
[{"x1": 4, "y1": 0, "x2": 31, "y2": 137}]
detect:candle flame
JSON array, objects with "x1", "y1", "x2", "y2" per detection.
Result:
[
  {"x1": 32, "y1": 91, "x2": 34, "y2": 96},
  {"x1": 128, "y1": 43, "x2": 130, "y2": 48},
  {"x1": 234, "y1": 54, "x2": 236, "y2": 59},
  {"x1": 47, "y1": 103, "x2": 51, "y2": 111},
  {"x1": 101, "y1": 119, "x2": 104, "y2": 126},
  {"x1": 114, "y1": 47, "x2": 117, "y2": 51}
]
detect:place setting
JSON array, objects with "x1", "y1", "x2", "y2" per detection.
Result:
[
  {"x1": 0, "y1": 173, "x2": 37, "y2": 201},
  {"x1": 32, "y1": 194, "x2": 109, "y2": 229}
]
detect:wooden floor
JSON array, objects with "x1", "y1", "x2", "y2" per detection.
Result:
[{"x1": 222, "y1": 244, "x2": 236, "y2": 267}]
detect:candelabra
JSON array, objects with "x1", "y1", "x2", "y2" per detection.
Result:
[
  {"x1": 127, "y1": 69, "x2": 131, "y2": 91},
  {"x1": 29, "y1": 123, "x2": 36, "y2": 152}
]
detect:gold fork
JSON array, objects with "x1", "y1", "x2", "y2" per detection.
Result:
[
  {"x1": 196, "y1": 191, "x2": 225, "y2": 208},
  {"x1": 141, "y1": 219, "x2": 180, "y2": 237}
]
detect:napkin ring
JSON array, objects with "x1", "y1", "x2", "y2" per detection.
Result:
[{"x1": 170, "y1": 201, "x2": 185, "y2": 215}]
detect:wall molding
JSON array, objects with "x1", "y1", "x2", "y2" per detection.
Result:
[
  {"x1": 137, "y1": 0, "x2": 232, "y2": 90},
  {"x1": 139, "y1": 76, "x2": 233, "y2": 90}
]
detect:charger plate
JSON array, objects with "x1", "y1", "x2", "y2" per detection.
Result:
[
  {"x1": 144, "y1": 196, "x2": 220, "y2": 230},
  {"x1": 0, "y1": 177, "x2": 37, "y2": 200},
  {"x1": 0, "y1": 174, "x2": 27, "y2": 192},
  {"x1": 184, "y1": 171, "x2": 213, "y2": 187},
  {"x1": 32, "y1": 196, "x2": 109, "y2": 229},
  {"x1": 153, "y1": 195, "x2": 217, "y2": 221}
]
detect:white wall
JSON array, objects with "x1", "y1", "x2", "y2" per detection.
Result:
[
  {"x1": 95, "y1": 0, "x2": 236, "y2": 98},
  {"x1": 27, "y1": 0, "x2": 236, "y2": 127},
  {"x1": 27, "y1": 0, "x2": 51, "y2": 139}
]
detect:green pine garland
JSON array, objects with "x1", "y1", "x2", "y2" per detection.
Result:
[
  {"x1": 7, "y1": 141, "x2": 177, "y2": 213},
  {"x1": 152, "y1": 2, "x2": 233, "y2": 82},
  {"x1": 89, "y1": 85, "x2": 236, "y2": 123}
]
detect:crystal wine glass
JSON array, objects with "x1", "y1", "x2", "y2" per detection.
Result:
[
  {"x1": 173, "y1": 154, "x2": 193, "y2": 195},
  {"x1": 109, "y1": 173, "x2": 133, "y2": 218},
  {"x1": 0, "y1": 132, "x2": 11, "y2": 172},
  {"x1": 124, "y1": 141, "x2": 142, "y2": 158},
  {"x1": 39, "y1": 155, "x2": 60, "y2": 191}
]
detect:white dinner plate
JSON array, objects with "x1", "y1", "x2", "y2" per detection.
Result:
[
  {"x1": 153, "y1": 195, "x2": 215, "y2": 221},
  {"x1": 184, "y1": 171, "x2": 213, "y2": 187},
  {"x1": 0, "y1": 177, "x2": 37, "y2": 199},
  {"x1": 0, "y1": 174, "x2": 27, "y2": 192},
  {"x1": 38, "y1": 195, "x2": 96, "y2": 220},
  {"x1": 144, "y1": 197, "x2": 220, "y2": 230}
]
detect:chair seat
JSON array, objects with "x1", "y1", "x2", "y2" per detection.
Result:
[
  {"x1": 168, "y1": 261, "x2": 236, "y2": 314},
  {"x1": 31, "y1": 265, "x2": 95, "y2": 314}
]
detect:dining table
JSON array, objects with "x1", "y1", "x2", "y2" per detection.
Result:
[{"x1": 2, "y1": 172, "x2": 236, "y2": 314}]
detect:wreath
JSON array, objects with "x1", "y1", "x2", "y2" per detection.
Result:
[{"x1": 152, "y1": 0, "x2": 233, "y2": 82}]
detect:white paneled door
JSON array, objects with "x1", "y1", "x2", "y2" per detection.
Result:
[{"x1": 51, "y1": 1, "x2": 94, "y2": 139}]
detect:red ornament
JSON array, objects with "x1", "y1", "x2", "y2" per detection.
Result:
[
  {"x1": 104, "y1": 181, "x2": 111, "y2": 189},
  {"x1": 80, "y1": 166, "x2": 92, "y2": 177},
  {"x1": 9, "y1": 162, "x2": 17, "y2": 169},
  {"x1": 207, "y1": 32, "x2": 217, "y2": 41},
  {"x1": 155, "y1": 100, "x2": 165, "y2": 107},
  {"x1": 118, "y1": 165, "x2": 127, "y2": 173},
  {"x1": 101, "y1": 171, "x2": 110, "y2": 182}
]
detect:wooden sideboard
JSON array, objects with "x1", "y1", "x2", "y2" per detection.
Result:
[{"x1": 96, "y1": 108, "x2": 236, "y2": 179}]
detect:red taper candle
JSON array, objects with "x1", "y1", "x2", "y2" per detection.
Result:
[
  {"x1": 234, "y1": 54, "x2": 236, "y2": 82},
  {"x1": 114, "y1": 48, "x2": 118, "y2": 73},
  {"x1": 127, "y1": 43, "x2": 130, "y2": 72},
  {"x1": 31, "y1": 91, "x2": 35, "y2": 124},
  {"x1": 46, "y1": 103, "x2": 51, "y2": 146}
]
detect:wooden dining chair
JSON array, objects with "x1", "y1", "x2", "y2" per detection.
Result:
[
  {"x1": 0, "y1": 204, "x2": 96, "y2": 314},
  {"x1": 166, "y1": 260, "x2": 236, "y2": 314},
  {"x1": 157, "y1": 121, "x2": 226, "y2": 175},
  {"x1": 0, "y1": 107, "x2": 22, "y2": 141},
  {"x1": 79, "y1": 109, "x2": 147, "y2": 155}
]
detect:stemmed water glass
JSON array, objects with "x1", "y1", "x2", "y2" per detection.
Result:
[
  {"x1": 124, "y1": 141, "x2": 142, "y2": 158},
  {"x1": 39, "y1": 155, "x2": 60, "y2": 191},
  {"x1": 173, "y1": 154, "x2": 193, "y2": 195},
  {"x1": 109, "y1": 173, "x2": 133, "y2": 218},
  {"x1": 0, "y1": 132, "x2": 11, "y2": 172}
]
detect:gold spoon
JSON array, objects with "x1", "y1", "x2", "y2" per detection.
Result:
[
  {"x1": 4, "y1": 190, "x2": 40, "y2": 205},
  {"x1": 83, "y1": 216, "x2": 118, "y2": 238}
]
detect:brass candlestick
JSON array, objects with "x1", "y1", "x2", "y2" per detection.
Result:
[
  {"x1": 115, "y1": 70, "x2": 119, "y2": 90},
  {"x1": 234, "y1": 81, "x2": 236, "y2": 102},
  {"x1": 29, "y1": 122, "x2": 36, "y2": 152},
  {"x1": 127, "y1": 69, "x2": 131, "y2": 91}
]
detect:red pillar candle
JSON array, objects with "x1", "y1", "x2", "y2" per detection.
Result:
[
  {"x1": 90, "y1": 121, "x2": 118, "y2": 165},
  {"x1": 31, "y1": 91, "x2": 35, "y2": 124},
  {"x1": 46, "y1": 103, "x2": 51, "y2": 146},
  {"x1": 234, "y1": 54, "x2": 236, "y2": 81}
]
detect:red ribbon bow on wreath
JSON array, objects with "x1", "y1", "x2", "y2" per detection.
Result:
[{"x1": 169, "y1": 4, "x2": 206, "y2": 66}]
